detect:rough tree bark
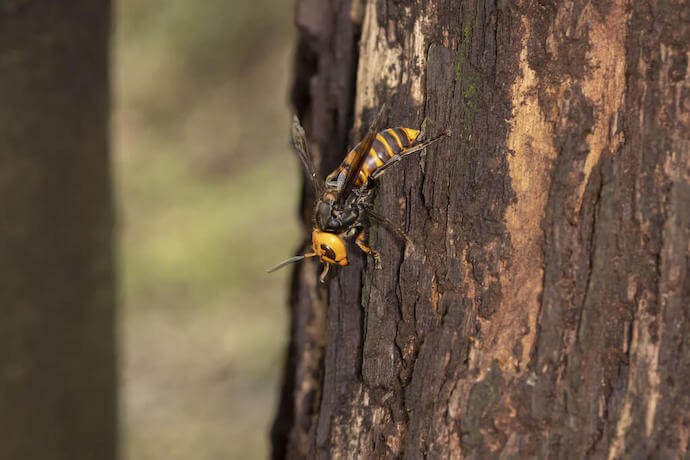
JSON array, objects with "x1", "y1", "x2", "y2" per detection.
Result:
[
  {"x1": 273, "y1": 0, "x2": 689, "y2": 458},
  {"x1": 0, "y1": 2, "x2": 116, "y2": 459}
]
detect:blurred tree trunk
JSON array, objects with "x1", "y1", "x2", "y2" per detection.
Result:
[
  {"x1": 0, "y1": 2, "x2": 116, "y2": 459},
  {"x1": 273, "y1": 0, "x2": 689, "y2": 458}
]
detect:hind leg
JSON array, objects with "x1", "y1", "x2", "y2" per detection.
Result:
[
  {"x1": 363, "y1": 206, "x2": 412, "y2": 245},
  {"x1": 355, "y1": 227, "x2": 382, "y2": 269}
]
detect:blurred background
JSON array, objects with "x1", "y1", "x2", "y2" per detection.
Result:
[{"x1": 114, "y1": 1, "x2": 298, "y2": 458}]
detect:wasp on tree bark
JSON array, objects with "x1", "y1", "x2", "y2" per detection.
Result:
[{"x1": 268, "y1": 105, "x2": 448, "y2": 282}]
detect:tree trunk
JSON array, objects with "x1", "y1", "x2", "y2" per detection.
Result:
[
  {"x1": 273, "y1": 0, "x2": 689, "y2": 458},
  {"x1": 0, "y1": 2, "x2": 116, "y2": 459}
]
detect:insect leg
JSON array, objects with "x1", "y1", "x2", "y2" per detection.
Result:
[
  {"x1": 370, "y1": 131, "x2": 450, "y2": 180},
  {"x1": 363, "y1": 207, "x2": 413, "y2": 245},
  {"x1": 355, "y1": 227, "x2": 382, "y2": 269},
  {"x1": 319, "y1": 262, "x2": 331, "y2": 283}
]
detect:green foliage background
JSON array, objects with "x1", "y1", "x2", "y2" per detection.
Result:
[{"x1": 114, "y1": 1, "x2": 298, "y2": 458}]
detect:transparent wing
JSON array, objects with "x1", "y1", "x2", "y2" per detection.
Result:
[{"x1": 370, "y1": 130, "x2": 450, "y2": 180}]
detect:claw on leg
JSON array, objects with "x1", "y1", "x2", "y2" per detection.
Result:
[{"x1": 372, "y1": 252, "x2": 382, "y2": 270}]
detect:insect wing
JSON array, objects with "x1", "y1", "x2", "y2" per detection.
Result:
[
  {"x1": 337, "y1": 105, "x2": 386, "y2": 204},
  {"x1": 370, "y1": 130, "x2": 450, "y2": 180},
  {"x1": 292, "y1": 115, "x2": 323, "y2": 195}
]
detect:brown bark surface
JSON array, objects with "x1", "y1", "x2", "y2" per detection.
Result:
[
  {"x1": 273, "y1": 0, "x2": 689, "y2": 458},
  {"x1": 0, "y1": 2, "x2": 116, "y2": 459}
]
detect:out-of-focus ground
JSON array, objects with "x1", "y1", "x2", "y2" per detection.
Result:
[{"x1": 113, "y1": 1, "x2": 298, "y2": 458}]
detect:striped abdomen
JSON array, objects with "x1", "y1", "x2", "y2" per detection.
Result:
[{"x1": 326, "y1": 127, "x2": 420, "y2": 189}]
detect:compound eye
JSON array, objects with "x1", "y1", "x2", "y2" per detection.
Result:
[{"x1": 320, "y1": 244, "x2": 336, "y2": 261}]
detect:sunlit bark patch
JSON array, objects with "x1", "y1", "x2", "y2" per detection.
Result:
[
  {"x1": 483, "y1": 20, "x2": 557, "y2": 377},
  {"x1": 579, "y1": 0, "x2": 631, "y2": 213}
]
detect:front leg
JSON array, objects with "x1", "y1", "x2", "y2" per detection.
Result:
[{"x1": 355, "y1": 227, "x2": 382, "y2": 269}]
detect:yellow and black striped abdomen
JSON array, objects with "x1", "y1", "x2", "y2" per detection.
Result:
[{"x1": 326, "y1": 127, "x2": 420, "y2": 189}]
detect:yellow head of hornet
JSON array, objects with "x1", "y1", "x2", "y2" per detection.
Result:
[
  {"x1": 266, "y1": 229, "x2": 348, "y2": 283},
  {"x1": 311, "y1": 229, "x2": 348, "y2": 266}
]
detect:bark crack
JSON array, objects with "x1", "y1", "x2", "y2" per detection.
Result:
[{"x1": 575, "y1": 164, "x2": 605, "y2": 346}]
